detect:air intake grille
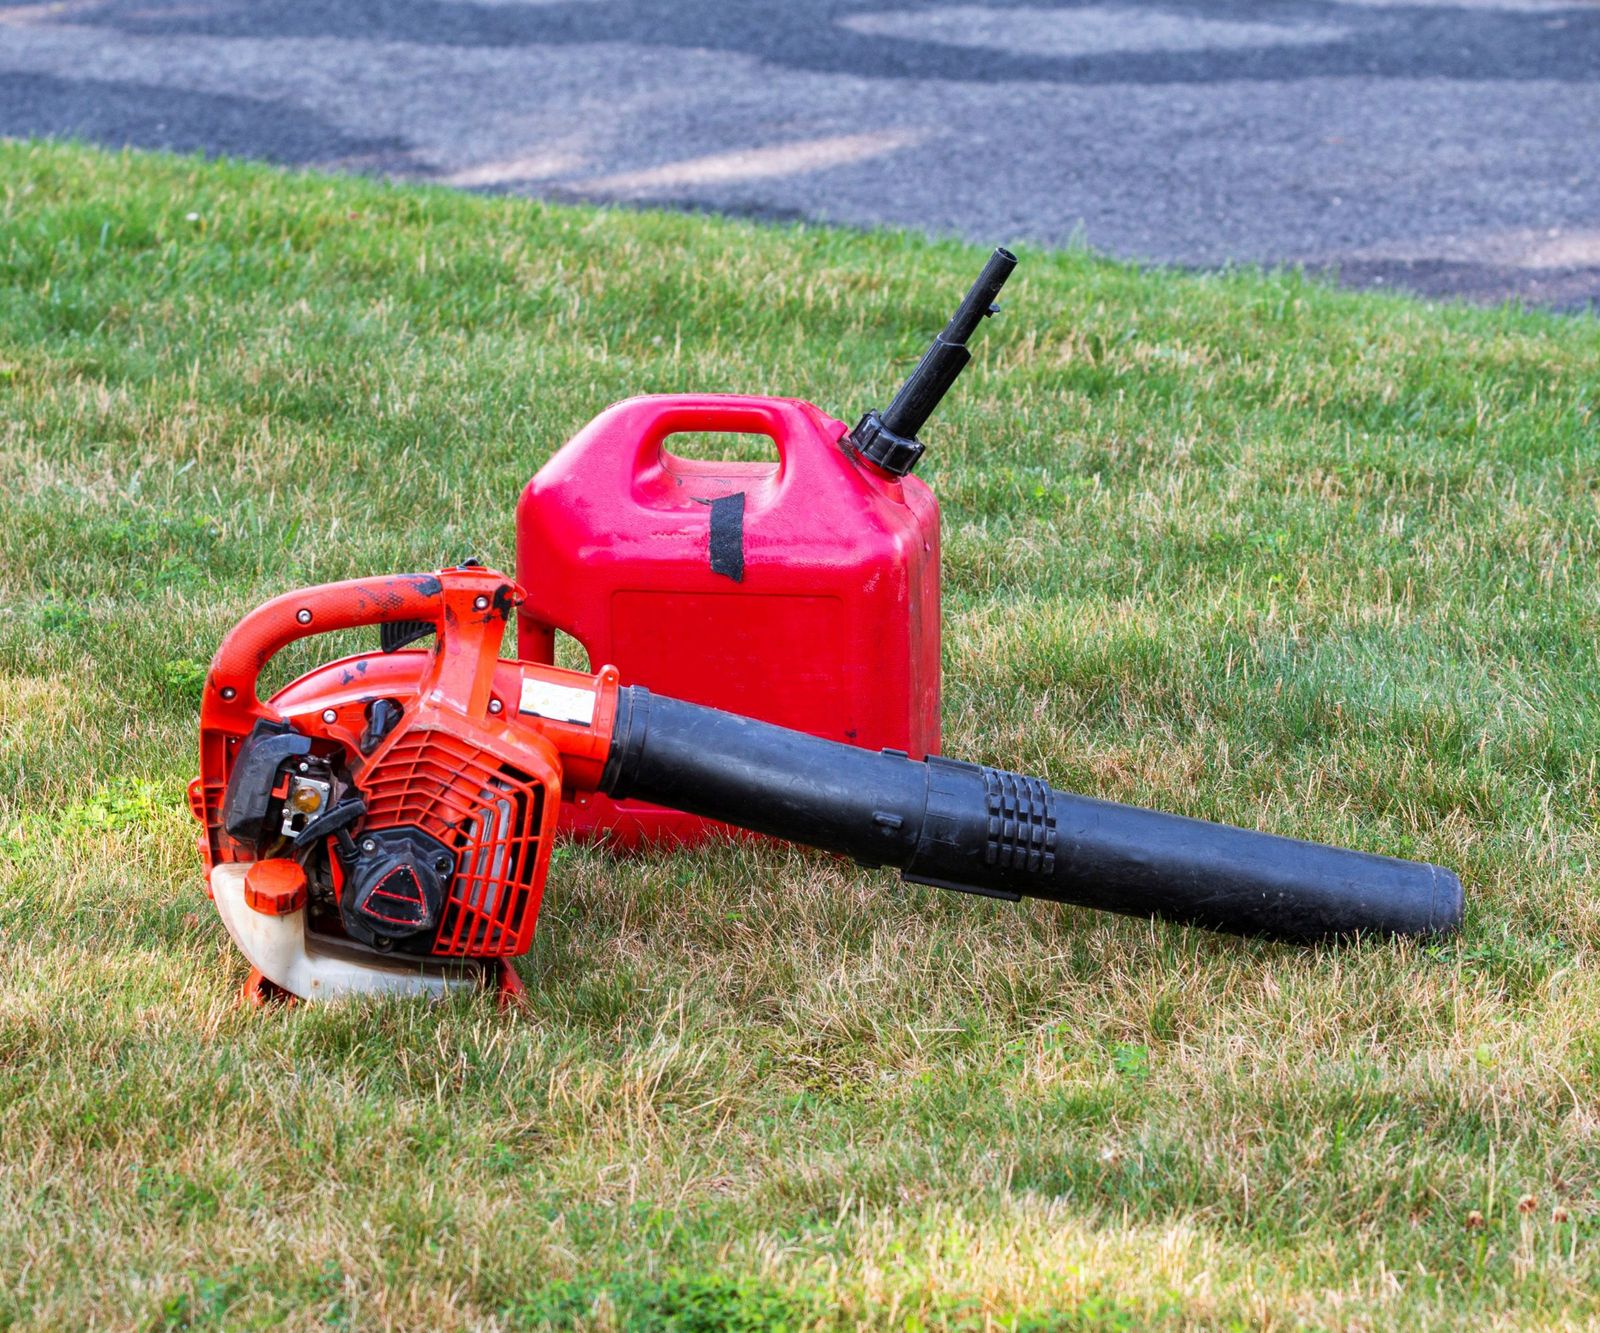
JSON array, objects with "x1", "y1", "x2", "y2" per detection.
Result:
[{"x1": 361, "y1": 729, "x2": 545, "y2": 957}]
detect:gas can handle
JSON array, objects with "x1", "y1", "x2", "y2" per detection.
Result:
[{"x1": 608, "y1": 394, "x2": 850, "y2": 489}]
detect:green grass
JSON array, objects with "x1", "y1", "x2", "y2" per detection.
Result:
[{"x1": 2, "y1": 139, "x2": 1599, "y2": 1330}]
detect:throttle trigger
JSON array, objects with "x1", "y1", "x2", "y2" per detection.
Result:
[{"x1": 380, "y1": 620, "x2": 433, "y2": 653}]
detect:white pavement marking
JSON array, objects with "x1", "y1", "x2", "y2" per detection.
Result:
[
  {"x1": 443, "y1": 151, "x2": 588, "y2": 187},
  {"x1": 1344, "y1": 228, "x2": 1600, "y2": 269},
  {"x1": 574, "y1": 131, "x2": 926, "y2": 198},
  {"x1": 840, "y1": 6, "x2": 1352, "y2": 57}
]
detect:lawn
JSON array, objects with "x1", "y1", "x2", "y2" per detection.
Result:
[{"x1": 1, "y1": 140, "x2": 1598, "y2": 1330}]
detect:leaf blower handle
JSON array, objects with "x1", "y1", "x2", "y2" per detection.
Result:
[
  {"x1": 599, "y1": 688, "x2": 1463, "y2": 943},
  {"x1": 849, "y1": 246, "x2": 1018, "y2": 477},
  {"x1": 201, "y1": 566, "x2": 517, "y2": 733}
]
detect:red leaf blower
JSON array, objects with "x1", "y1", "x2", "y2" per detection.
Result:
[{"x1": 191, "y1": 565, "x2": 1463, "y2": 1002}]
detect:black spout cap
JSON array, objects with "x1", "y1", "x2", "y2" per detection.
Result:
[
  {"x1": 847, "y1": 409, "x2": 925, "y2": 476},
  {"x1": 850, "y1": 246, "x2": 1017, "y2": 477}
]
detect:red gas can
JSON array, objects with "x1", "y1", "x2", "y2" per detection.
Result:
[{"x1": 516, "y1": 393, "x2": 941, "y2": 847}]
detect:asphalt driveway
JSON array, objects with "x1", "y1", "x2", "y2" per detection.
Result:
[{"x1": 3, "y1": 0, "x2": 1598, "y2": 309}]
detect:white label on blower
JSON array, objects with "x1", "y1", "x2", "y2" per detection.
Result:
[{"x1": 518, "y1": 678, "x2": 596, "y2": 725}]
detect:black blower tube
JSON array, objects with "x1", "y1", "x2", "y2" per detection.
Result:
[{"x1": 600, "y1": 689, "x2": 1463, "y2": 943}]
